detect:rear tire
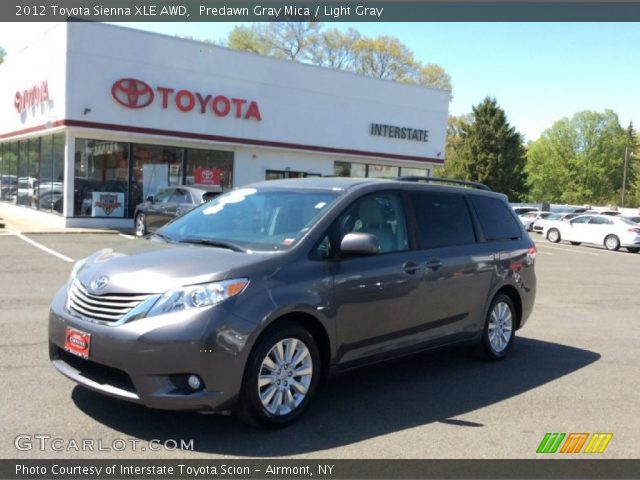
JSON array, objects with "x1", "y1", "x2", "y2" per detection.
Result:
[
  {"x1": 626, "y1": 247, "x2": 639, "y2": 253},
  {"x1": 236, "y1": 322, "x2": 321, "y2": 428},
  {"x1": 604, "y1": 235, "x2": 620, "y2": 251},
  {"x1": 570, "y1": 241, "x2": 581, "y2": 246},
  {"x1": 481, "y1": 294, "x2": 516, "y2": 361},
  {"x1": 547, "y1": 228, "x2": 561, "y2": 243}
]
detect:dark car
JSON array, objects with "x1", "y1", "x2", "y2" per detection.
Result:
[
  {"x1": 49, "y1": 177, "x2": 537, "y2": 427},
  {"x1": 134, "y1": 186, "x2": 222, "y2": 237}
]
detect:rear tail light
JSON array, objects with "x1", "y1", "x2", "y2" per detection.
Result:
[{"x1": 527, "y1": 245, "x2": 537, "y2": 262}]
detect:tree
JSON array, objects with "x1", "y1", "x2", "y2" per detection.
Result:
[
  {"x1": 223, "y1": 24, "x2": 452, "y2": 91},
  {"x1": 439, "y1": 98, "x2": 527, "y2": 200},
  {"x1": 351, "y1": 35, "x2": 419, "y2": 81},
  {"x1": 308, "y1": 28, "x2": 360, "y2": 70},
  {"x1": 226, "y1": 22, "x2": 321, "y2": 61},
  {"x1": 418, "y1": 64, "x2": 452, "y2": 91},
  {"x1": 623, "y1": 122, "x2": 640, "y2": 207},
  {"x1": 436, "y1": 114, "x2": 473, "y2": 179},
  {"x1": 0, "y1": 46, "x2": 6, "y2": 65},
  {"x1": 526, "y1": 110, "x2": 629, "y2": 205}
]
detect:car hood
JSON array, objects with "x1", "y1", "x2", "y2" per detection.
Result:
[{"x1": 74, "y1": 239, "x2": 269, "y2": 295}]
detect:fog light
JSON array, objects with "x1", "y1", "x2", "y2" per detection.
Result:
[{"x1": 187, "y1": 375, "x2": 202, "y2": 391}]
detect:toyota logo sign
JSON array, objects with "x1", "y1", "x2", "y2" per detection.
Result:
[
  {"x1": 111, "y1": 78, "x2": 154, "y2": 109},
  {"x1": 90, "y1": 275, "x2": 110, "y2": 291}
]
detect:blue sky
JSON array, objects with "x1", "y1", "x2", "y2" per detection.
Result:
[{"x1": 2, "y1": 22, "x2": 639, "y2": 141}]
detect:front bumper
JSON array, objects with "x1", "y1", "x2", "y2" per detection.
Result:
[{"x1": 48, "y1": 285, "x2": 256, "y2": 412}]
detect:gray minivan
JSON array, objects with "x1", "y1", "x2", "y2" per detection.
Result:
[{"x1": 49, "y1": 177, "x2": 537, "y2": 427}]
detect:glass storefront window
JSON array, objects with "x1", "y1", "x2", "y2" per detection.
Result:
[
  {"x1": 334, "y1": 161, "x2": 366, "y2": 177},
  {"x1": 185, "y1": 148, "x2": 233, "y2": 189},
  {"x1": 16, "y1": 141, "x2": 30, "y2": 206},
  {"x1": 74, "y1": 139, "x2": 130, "y2": 217},
  {"x1": 38, "y1": 134, "x2": 65, "y2": 213},
  {"x1": 367, "y1": 164, "x2": 399, "y2": 178},
  {"x1": 335, "y1": 161, "x2": 430, "y2": 179},
  {"x1": 131, "y1": 144, "x2": 184, "y2": 212},
  {"x1": 0, "y1": 142, "x2": 18, "y2": 204},
  {"x1": 400, "y1": 167, "x2": 430, "y2": 177}
]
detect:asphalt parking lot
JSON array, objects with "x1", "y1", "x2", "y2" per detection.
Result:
[{"x1": 1, "y1": 231, "x2": 639, "y2": 459}]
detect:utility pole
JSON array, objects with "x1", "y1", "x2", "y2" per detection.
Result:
[{"x1": 621, "y1": 147, "x2": 630, "y2": 207}]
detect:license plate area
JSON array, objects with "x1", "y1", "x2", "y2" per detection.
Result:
[{"x1": 64, "y1": 327, "x2": 91, "y2": 359}]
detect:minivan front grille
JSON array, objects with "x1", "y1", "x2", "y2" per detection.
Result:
[{"x1": 68, "y1": 280, "x2": 152, "y2": 323}]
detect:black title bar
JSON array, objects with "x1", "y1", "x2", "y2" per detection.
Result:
[
  {"x1": 3, "y1": 459, "x2": 640, "y2": 479},
  {"x1": 5, "y1": 1, "x2": 640, "y2": 22}
]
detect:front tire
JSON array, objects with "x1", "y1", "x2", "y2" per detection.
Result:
[
  {"x1": 627, "y1": 247, "x2": 639, "y2": 253},
  {"x1": 604, "y1": 235, "x2": 620, "y2": 251},
  {"x1": 547, "y1": 228, "x2": 561, "y2": 243},
  {"x1": 135, "y1": 213, "x2": 147, "y2": 237},
  {"x1": 237, "y1": 322, "x2": 321, "y2": 428},
  {"x1": 481, "y1": 294, "x2": 516, "y2": 360}
]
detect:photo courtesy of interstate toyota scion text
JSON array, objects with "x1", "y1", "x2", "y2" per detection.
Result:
[{"x1": 49, "y1": 177, "x2": 537, "y2": 428}]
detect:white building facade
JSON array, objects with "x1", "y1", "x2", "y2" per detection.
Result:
[{"x1": 0, "y1": 23, "x2": 450, "y2": 228}]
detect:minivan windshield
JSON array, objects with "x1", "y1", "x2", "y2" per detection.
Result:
[{"x1": 159, "y1": 187, "x2": 341, "y2": 252}]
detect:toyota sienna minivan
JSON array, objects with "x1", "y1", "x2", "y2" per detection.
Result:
[{"x1": 49, "y1": 177, "x2": 537, "y2": 427}]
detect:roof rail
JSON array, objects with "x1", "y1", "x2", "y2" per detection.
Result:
[{"x1": 397, "y1": 176, "x2": 492, "y2": 191}]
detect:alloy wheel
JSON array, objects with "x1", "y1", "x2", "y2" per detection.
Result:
[
  {"x1": 258, "y1": 338, "x2": 313, "y2": 416},
  {"x1": 487, "y1": 301, "x2": 513, "y2": 354}
]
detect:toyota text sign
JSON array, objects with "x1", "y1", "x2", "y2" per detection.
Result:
[{"x1": 111, "y1": 78, "x2": 262, "y2": 121}]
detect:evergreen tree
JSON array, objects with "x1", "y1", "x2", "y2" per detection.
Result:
[
  {"x1": 445, "y1": 97, "x2": 527, "y2": 200},
  {"x1": 625, "y1": 122, "x2": 640, "y2": 207}
]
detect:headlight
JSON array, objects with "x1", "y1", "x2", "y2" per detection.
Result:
[{"x1": 146, "y1": 278, "x2": 249, "y2": 318}]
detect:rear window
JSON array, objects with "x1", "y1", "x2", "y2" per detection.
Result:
[
  {"x1": 409, "y1": 192, "x2": 476, "y2": 248},
  {"x1": 469, "y1": 196, "x2": 522, "y2": 241}
]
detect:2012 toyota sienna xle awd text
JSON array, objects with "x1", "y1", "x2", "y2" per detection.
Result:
[{"x1": 49, "y1": 177, "x2": 537, "y2": 427}]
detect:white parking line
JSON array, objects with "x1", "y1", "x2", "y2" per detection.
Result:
[
  {"x1": 11, "y1": 231, "x2": 74, "y2": 263},
  {"x1": 536, "y1": 243, "x2": 600, "y2": 256}
]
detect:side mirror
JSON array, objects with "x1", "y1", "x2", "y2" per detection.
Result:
[
  {"x1": 146, "y1": 195, "x2": 154, "y2": 203},
  {"x1": 340, "y1": 232, "x2": 380, "y2": 256}
]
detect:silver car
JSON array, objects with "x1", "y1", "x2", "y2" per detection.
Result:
[
  {"x1": 545, "y1": 214, "x2": 640, "y2": 252},
  {"x1": 49, "y1": 177, "x2": 537, "y2": 427}
]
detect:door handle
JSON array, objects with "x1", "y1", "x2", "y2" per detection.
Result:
[
  {"x1": 425, "y1": 258, "x2": 442, "y2": 270},
  {"x1": 402, "y1": 261, "x2": 421, "y2": 274}
]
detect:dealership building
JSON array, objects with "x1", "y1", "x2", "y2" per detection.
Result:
[{"x1": 0, "y1": 23, "x2": 450, "y2": 228}]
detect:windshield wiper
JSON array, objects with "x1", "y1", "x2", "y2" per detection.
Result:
[{"x1": 178, "y1": 237, "x2": 246, "y2": 252}]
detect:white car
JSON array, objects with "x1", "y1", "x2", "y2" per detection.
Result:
[
  {"x1": 512, "y1": 206, "x2": 539, "y2": 216},
  {"x1": 532, "y1": 212, "x2": 579, "y2": 233},
  {"x1": 520, "y1": 211, "x2": 552, "y2": 232},
  {"x1": 544, "y1": 214, "x2": 640, "y2": 253}
]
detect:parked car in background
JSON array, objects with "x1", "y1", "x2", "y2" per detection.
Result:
[
  {"x1": 49, "y1": 177, "x2": 537, "y2": 427},
  {"x1": 520, "y1": 211, "x2": 552, "y2": 232},
  {"x1": 544, "y1": 214, "x2": 640, "y2": 252},
  {"x1": 512, "y1": 206, "x2": 540, "y2": 216},
  {"x1": 585, "y1": 209, "x2": 621, "y2": 216},
  {"x1": 134, "y1": 185, "x2": 222, "y2": 237},
  {"x1": 0, "y1": 175, "x2": 17, "y2": 201},
  {"x1": 532, "y1": 212, "x2": 579, "y2": 233},
  {"x1": 622, "y1": 216, "x2": 640, "y2": 224}
]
